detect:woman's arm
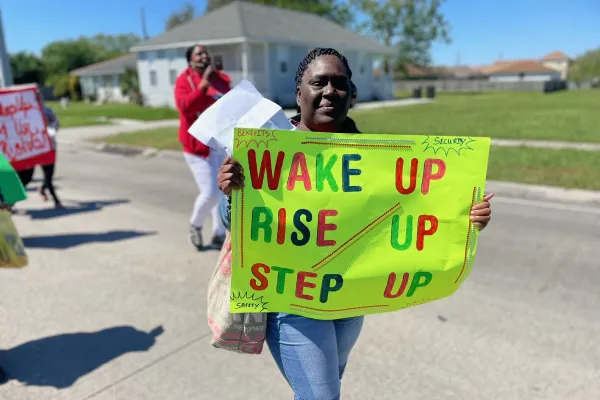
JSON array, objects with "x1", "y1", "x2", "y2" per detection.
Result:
[
  {"x1": 174, "y1": 73, "x2": 221, "y2": 117},
  {"x1": 217, "y1": 156, "x2": 245, "y2": 232}
]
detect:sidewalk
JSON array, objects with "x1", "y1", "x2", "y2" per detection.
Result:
[
  {"x1": 58, "y1": 119, "x2": 179, "y2": 144},
  {"x1": 491, "y1": 138, "x2": 600, "y2": 151}
]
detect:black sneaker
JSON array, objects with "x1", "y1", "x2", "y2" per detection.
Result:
[
  {"x1": 189, "y1": 225, "x2": 203, "y2": 251},
  {"x1": 211, "y1": 234, "x2": 226, "y2": 248}
]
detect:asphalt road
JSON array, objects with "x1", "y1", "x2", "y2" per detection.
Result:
[{"x1": 1, "y1": 144, "x2": 599, "y2": 400}]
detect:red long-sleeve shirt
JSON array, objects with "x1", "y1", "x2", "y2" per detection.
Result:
[{"x1": 174, "y1": 67, "x2": 231, "y2": 157}]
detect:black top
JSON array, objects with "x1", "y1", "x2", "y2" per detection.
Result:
[{"x1": 288, "y1": 114, "x2": 361, "y2": 133}]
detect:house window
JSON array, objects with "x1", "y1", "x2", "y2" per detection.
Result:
[
  {"x1": 169, "y1": 69, "x2": 177, "y2": 85},
  {"x1": 150, "y1": 70, "x2": 157, "y2": 86},
  {"x1": 157, "y1": 50, "x2": 166, "y2": 59},
  {"x1": 358, "y1": 53, "x2": 367, "y2": 75},
  {"x1": 137, "y1": 52, "x2": 147, "y2": 61},
  {"x1": 277, "y1": 45, "x2": 289, "y2": 74},
  {"x1": 113, "y1": 76, "x2": 119, "y2": 87},
  {"x1": 167, "y1": 49, "x2": 178, "y2": 61},
  {"x1": 212, "y1": 53, "x2": 224, "y2": 70},
  {"x1": 147, "y1": 51, "x2": 156, "y2": 64}
]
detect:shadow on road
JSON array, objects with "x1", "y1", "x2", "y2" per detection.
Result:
[
  {"x1": 22, "y1": 230, "x2": 156, "y2": 249},
  {"x1": 0, "y1": 325, "x2": 164, "y2": 388},
  {"x1": 24, "y1": 199, "x2": 130, "y2": 220}
]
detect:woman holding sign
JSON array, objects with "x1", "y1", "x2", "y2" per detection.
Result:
[
  {"x1": 175, "y1": 44, "x2": 231, "y2": 250},
  {"x1": 216, "y1": 48, "x2": 494, "y2": 399}
]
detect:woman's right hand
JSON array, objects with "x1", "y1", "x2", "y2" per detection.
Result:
[
  {"x1": 218, "y1": 156, "x2": 245, "y2": 196},
  {"x1": 203, "y1": 65, "x2": 215, "y2": 81}
]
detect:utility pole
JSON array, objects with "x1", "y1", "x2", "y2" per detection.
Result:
[
  {"x1": 140, "y1": 7, "x2": 149, "y2": 40},
  {"x1": 0, "y1": 8, "x2": 13, "y2": 87}
]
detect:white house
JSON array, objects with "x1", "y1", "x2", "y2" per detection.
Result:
[
  {"x1": 130, "y1": 1, "x2": 395, "y2": 108},
  {"x1": 70, "y1": 54, "x2": 137, "y2": 102}
]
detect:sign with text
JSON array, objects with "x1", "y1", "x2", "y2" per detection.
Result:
[
  {"x1": 0, "y1": 85, "x2": 55, "y2": 171},
  {"x1": 230, "y1": 128, "x2": 490, "y2": 320}
]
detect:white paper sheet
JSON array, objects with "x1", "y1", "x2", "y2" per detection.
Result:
[{"x1": 188, "y1": 79, "x2": 295, "y2": 156}]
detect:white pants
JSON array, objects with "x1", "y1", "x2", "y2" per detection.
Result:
[{"x1": 183, "y1": 151, "x2": 226, "y2": 236}]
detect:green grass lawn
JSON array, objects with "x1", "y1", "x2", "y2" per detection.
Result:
[
  {"x1": 354, "y1": 90, "x2": 600, "y2": 143},
  {"x1": 488, "y1": 146, "x2": 600, "y2": 190},
  {"x1": 97, "y1": 126, "x2": 600, "y2": 191},
  {"x1": 46, "y1": 101, "x2": 179, "y2": 128},
  {"x1": 100, "y1": 126, "x2": 181, "y2": 150}
]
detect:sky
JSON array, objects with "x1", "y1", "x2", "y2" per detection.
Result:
[{"x1": 1, "y1": 0, "x2": 598, "y2": 66}]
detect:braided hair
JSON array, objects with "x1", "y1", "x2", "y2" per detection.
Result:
[{"x1": 295, "y1": 48, "x2": 353, "y2": 92}]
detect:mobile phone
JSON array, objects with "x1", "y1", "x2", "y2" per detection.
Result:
[{"x1": 214, "y1": 55, "x2": 223, "y2": 70}]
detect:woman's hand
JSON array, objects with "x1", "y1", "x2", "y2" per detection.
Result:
[
  {"x1": 470, "y1": 193, "x2": 494, "y2": 231},
  {"x1": 203, "y1": 65, "x2": 215, "y2": 81},
  {"x1": 218, "y1": 156, "x2": 245, "y2": 196}
]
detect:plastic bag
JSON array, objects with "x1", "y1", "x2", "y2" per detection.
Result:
[
  {"x1": 0, "y1": 210, "x2": 28, "y2": 268},
  {"x1": 207, "y1": 232, "x2": 266, "y2": 354}
]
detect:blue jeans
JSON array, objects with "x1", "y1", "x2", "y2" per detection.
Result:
[
  {"x1": 218, "y1": 197, "x2": 364, "y2": 397},
  {"x1": 266, "y1": 313, "x2": 364, "y2": 400}
]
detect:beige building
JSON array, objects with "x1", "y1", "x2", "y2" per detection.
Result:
[
  {"x1": 539, "y1": 51, "x2": 571, "y2": 79},
  {"x1": 473, "y1": 51, "x2": 572, "y2": 82}
]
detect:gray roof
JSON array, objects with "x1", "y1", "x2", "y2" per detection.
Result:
[
  {"x1": 70, "y1": 53, "x2": 137, "y2": 77},
  {"x1": 130, "y1": 1, "x2": 393, "y2": 54}
]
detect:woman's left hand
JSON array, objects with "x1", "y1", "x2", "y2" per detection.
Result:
[{"x1": 470, "y1": 193, "x2": 494, "y2": 231}]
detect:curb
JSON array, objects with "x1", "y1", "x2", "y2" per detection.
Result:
[
  {"x1": 485, "y1": 181, "x2": 600, "y2": 206},
  {"x1": 62, "y1": 140, "x2": 182, "y2": 160},
  {"x1": 61, "y1": 140, "x2": 600, "y2": 207}
]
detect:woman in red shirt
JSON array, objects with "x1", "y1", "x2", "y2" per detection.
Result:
[{"x1": 174, "y1": 45, "x2": 231, "y2": 250}]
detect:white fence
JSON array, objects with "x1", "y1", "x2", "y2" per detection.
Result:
[{"x1": 395, "y1": 79, "x2": 568, "y2": 93}]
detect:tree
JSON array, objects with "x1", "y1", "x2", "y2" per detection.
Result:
[
  {"x1": 352, "y1": 0, "x2": 450, "y2": 70},
  {"x1": 568, "y1": 47, "x2": 600, "y2": 84},
  {"x1": 120, "y1": 67, "x2": 143, "y2": 105},
  {"x1": 51, "y1": 74, "x2": 70, "y2": 98},
  {"x1": 41, "y1": 38, "x2": 104, "y2": 87},
  {"x1": 68, "y1": 75, "x2": 82, "y2": 101},
  {"x1": 9, "y1": 52, "x2": 44, "y2": 84},
  {"x1": 205, "y1": 0, "x2": 354, "y2": 27},
  {"x1": 89, "y1": 33, "x2": 140, "y2": 57},
  {"x1": 41, "y1": 35, "x2": 137, "y2": 88},
  {"x1": 166, "y1": 3, "x2": 196, "y2": 31}
]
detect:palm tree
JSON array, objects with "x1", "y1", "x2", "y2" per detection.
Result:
[{"x1": 120, "y1": 67, "x2": 143, "y2": 105}]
